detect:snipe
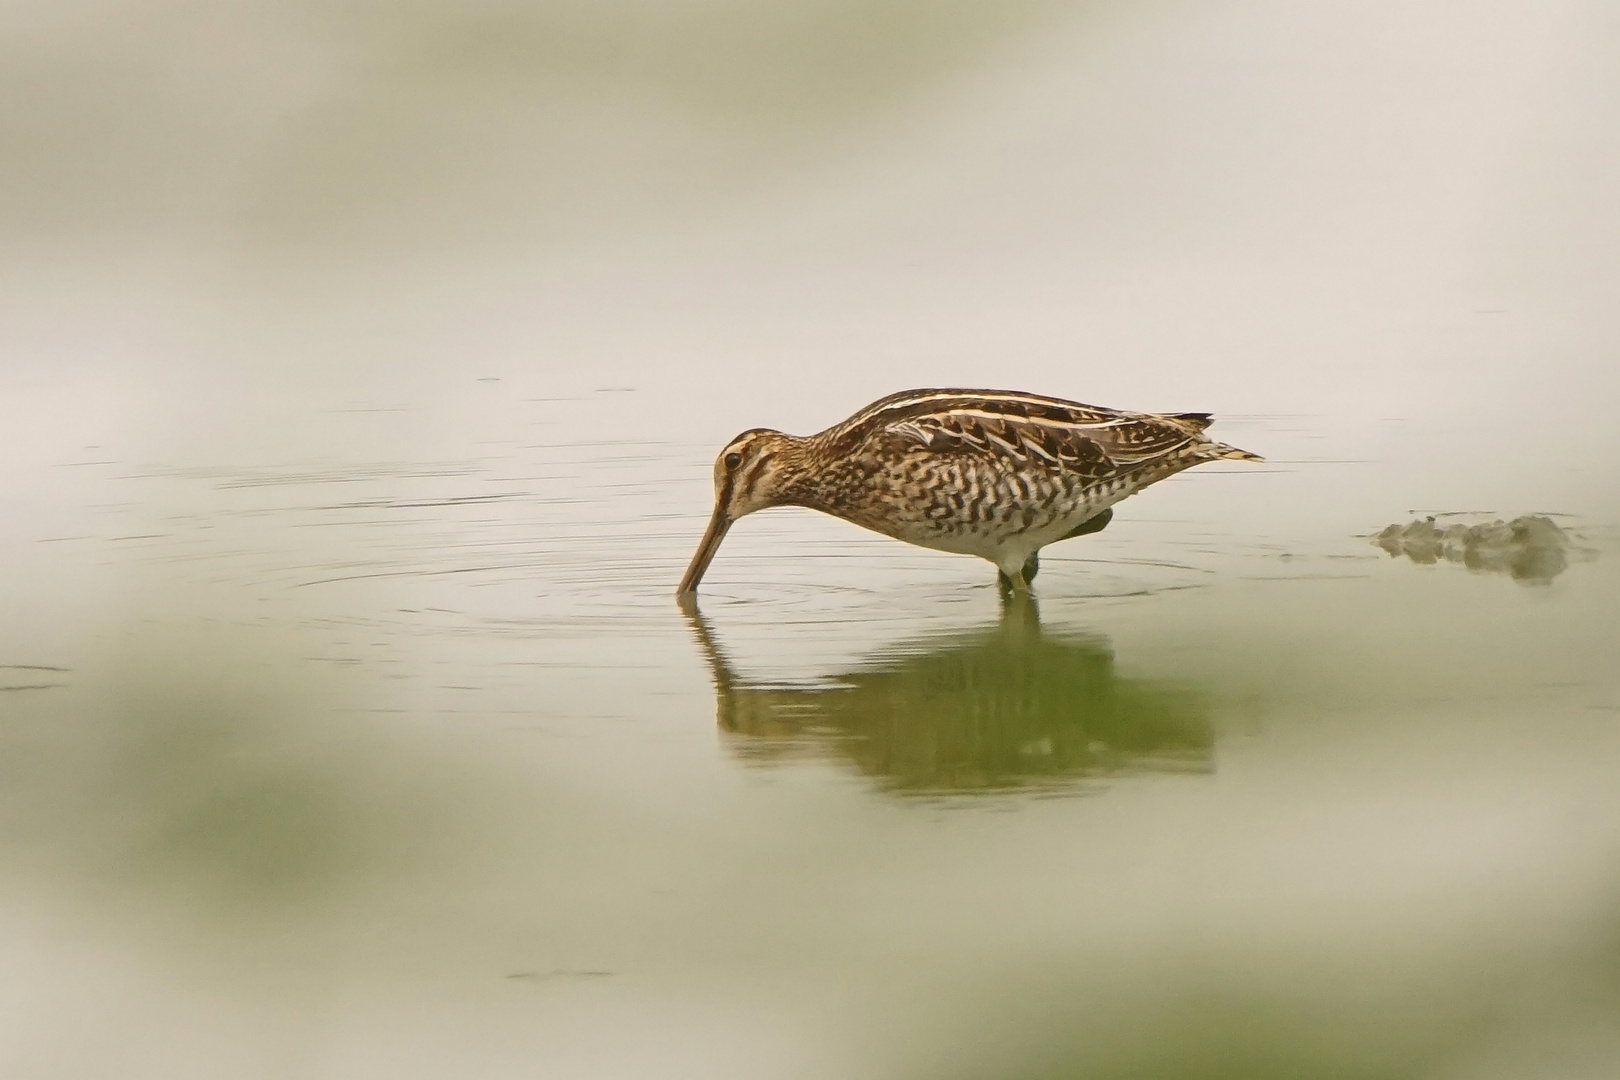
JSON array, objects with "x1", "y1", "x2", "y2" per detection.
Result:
[{"x1": 676, "y1": 387, "x2": 1261, "y2": 595}]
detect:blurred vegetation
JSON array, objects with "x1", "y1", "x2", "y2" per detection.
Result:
[
  {"x1": 0, "y1": 0, "x2": 1077, "y2": 246},
  {"x1": 311, "y1": 0, "x2": 1067, "y2": 121},
  {"x1": 255, "y1": 0, "x2": 1074, "y2": 245},
  {"x1": 0, "y1": 627, "x2": 466, "y2": 929},
  {"x1": 939, "y1": 995, "x2": 1472, "y2": 1080}
]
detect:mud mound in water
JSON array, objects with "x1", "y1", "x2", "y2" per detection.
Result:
[{"x1": 1374, "y1": 514, "x2": 1570, "y2": 585}]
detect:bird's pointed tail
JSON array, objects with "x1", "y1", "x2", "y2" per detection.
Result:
[{"x1": 1207, "y1": 441, "x2": 1264, "y2": 462}]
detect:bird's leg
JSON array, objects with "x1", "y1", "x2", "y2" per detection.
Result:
[{"x1": 996, "y1": 554, "x2": 1037, "y2": 595}]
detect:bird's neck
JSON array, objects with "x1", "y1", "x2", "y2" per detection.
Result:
[{"x1": 758, "y1": 434, "x2": 820, "y2": 510}]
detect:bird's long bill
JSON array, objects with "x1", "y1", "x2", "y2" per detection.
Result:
[{"x1": 676, "y1": 502, "x2": 732, "y2": 595}]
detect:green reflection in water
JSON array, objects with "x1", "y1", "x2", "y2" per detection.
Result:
[{"x1": 683, "y1": 596, "x2": 1213, "y2": 796}]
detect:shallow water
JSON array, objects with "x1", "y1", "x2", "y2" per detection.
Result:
[{"x1": 6, "y1": 2, "x2": 1620, "y2": 1078}]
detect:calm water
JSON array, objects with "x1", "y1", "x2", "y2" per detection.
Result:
[{"x1": 5, "y1": 3, "x2": 1620, "y2": 1078}]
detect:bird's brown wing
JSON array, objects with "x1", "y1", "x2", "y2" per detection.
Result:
[{"x1": 843, "y1": 391, "x2": 1209, "y2": 483}]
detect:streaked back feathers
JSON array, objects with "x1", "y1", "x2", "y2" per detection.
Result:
[{"x1": 812, "y1": 387, "x2": 1260, "y2": 476}]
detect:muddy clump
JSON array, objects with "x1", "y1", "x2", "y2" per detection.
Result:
[{"x1": 1374, "y1": 514, "x2": 1569, "y2": 585}]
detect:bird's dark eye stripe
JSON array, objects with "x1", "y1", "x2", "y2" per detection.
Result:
[{"x1": 724, "y1": 452, "x2": 743, "y2": 469}]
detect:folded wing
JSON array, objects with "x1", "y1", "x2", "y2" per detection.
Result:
[{"x1": 822, "y1": 388, "x2": 1212, "y2": 484}]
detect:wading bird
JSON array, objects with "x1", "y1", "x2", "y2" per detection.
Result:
[{"x1": 676, "y1": 388, "x2": 1261, "y2": 596}]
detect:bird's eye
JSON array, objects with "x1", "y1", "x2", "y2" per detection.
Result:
[{"x1": 724, "y1": 452, "x2": 743, "y2": 469}]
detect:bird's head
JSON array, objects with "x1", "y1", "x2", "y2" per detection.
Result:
[{"x1": 677, "y1": 428, "x2": 803, "y2": 594}]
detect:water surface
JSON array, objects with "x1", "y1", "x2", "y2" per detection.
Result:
[{"x1": 4, "y1": 2, "x2": 1620, "y2": 1077}]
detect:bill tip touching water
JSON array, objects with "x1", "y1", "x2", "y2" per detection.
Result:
[{"x1": 676, "y1": 388, "x2": 1262, "y2": 597}]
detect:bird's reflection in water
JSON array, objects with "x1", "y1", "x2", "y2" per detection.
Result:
[{"x1": 681, "y1": 596, "x2": 1213, "y2": 797}]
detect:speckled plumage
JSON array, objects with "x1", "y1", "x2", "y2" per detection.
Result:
[{"x1": 677, "y1": 388, "x2": 1261, "y2": 595}]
